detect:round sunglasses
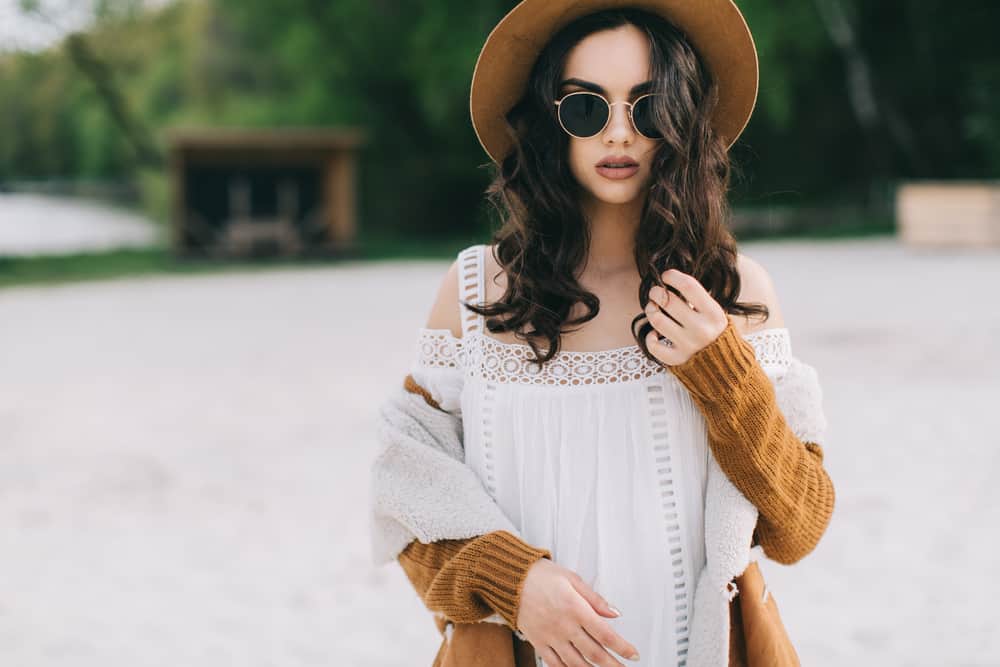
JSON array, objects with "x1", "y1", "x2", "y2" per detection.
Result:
[{"x1": 553, "y1": 91, "x2": 663, "y2": 140}]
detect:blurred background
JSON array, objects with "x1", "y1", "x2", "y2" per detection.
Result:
[{"x1": 0, "y1": 1, "x2": 998, "y2": 665}]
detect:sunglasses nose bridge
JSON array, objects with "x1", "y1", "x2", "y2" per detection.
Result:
[{"x1": 605, "y1": 100, "x2": 637, "y2": 134}]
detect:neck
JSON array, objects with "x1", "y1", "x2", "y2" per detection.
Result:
[{"x1": 578, "y1": 191, "x2": 645, "y2": 278}]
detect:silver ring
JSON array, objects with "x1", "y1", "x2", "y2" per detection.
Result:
[{"x1": 659, "y1": 337, "x2": 674, "y2": 348}]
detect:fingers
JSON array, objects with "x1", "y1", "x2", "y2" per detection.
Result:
[
  {"x1": 644, "y1": 294, "x2": 685, "y2": 347},
  {"x1": 562, "y1": 574, "x2": 639, "y2": 664},
  {"x1": 539, "y1": 645, "x2": 570, "y2": 667},
  {"x1": 582, "y1": 615, "x2": 640, "y2": 663},
  {"x1": 568, "y1": 626, "x2": 630, "y2": 667},
  {"x1": 566, "y1": 571, "x2": 619, "y2": 618},
  {"x1": 644, "y1": 327, "x2": 682, "y2": 366},
  {"x1": 527, "y1": 567, "x2": 640, "y2": 666},
  {"x1": 555, "y1": 637, "x2": 602, "y2": 667},
  {"x1": 648, "y1": 283, "x2": 696, "y2": 328},
  {"x1": 647, "y1": 268, "x2": 728, "y2": 348},
  {"x1": 660, "y1": 268, "x2": 712, "y2": 313}
]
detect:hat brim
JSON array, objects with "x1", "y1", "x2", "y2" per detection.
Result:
[{"x1": 469, "y1": 0, "x2": 759, "y2": 164}]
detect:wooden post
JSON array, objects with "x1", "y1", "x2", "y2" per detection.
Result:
[
  {"x1": 167, "y1": 145, "x2": 185, "y2": 254},
  {"x1": 326, "y1": 152, "x2": 358, "y2": 250}
]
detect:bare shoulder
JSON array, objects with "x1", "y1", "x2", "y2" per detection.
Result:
[
  {"x1": 734, "y1": 252, "x2": 785, "y2": 335},
  {"x1": 423, "y1": 257, "x2": 464, "y2": 339}
]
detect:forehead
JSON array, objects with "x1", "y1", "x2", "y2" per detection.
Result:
[{"x1": 562, "y1": 24, "x2": 651, "y2": 94}]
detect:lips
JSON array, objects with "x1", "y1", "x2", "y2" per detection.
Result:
[
  {"x1": 597, "y1": 155, "x2": 638, "y2": 168},
  {"x1": 595, "y1": 154, "x2": 640, "y2": 180}
]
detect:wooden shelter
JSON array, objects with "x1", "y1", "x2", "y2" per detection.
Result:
[{"x1": 167, "y1": 127, "x2": 366, "y2": 257}]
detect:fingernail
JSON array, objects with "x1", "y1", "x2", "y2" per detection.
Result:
[
  {"x1": 608, "y1": 604, "x2": 621, "y2": 617},
  {"x1": 629, "y1": 651, "x2": 640, "y2": 661}
]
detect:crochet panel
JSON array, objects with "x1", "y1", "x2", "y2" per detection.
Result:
[
  {"x1": 410, "y1": 328, "x2": 466, "y2": 415},
  {"x1": 472, "y1": 334, "x2": 665, "y2": 386},
  {"x1": 414, "y1": 328, "x2": 464, "y2": 369},
  {"x1": 744, "y1": 326, "x2": 792, "y2": 375},
  {"x1": 412, "y1": 327, "x2": 796, "y2": 387}
]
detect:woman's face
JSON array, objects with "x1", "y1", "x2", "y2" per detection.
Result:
[{"x1": 560, "y1": 24, "x2": 661, "y2": 208}]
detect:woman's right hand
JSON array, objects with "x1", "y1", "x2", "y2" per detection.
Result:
[{"x1": 515, "y1": 558, "x2": 640, "y2": 666}]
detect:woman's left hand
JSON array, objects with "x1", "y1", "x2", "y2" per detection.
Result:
[{"x1": 643, "y1": 269, "x2": 730, "y2": 367}]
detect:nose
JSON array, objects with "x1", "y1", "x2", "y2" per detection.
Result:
[{"x1": 603, "y1": 100, "x2": 635, "y2": 145}]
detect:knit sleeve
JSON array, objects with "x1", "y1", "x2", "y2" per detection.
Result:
[
  {"x1": 397, "y1": 531, "x2": 552, "y2": 631},
  {"x1": 397, "y1": 375, "x2": 552, "y2": 631},
  {"x1": 742, "y1": 327, "x2": 829, "y2": 445},
  {"x1": 409, "y1": 328, "x2": 466, "y2": 417},
  {"x1": 668, "y1": 316, "x2": 836, "y2": 565}
]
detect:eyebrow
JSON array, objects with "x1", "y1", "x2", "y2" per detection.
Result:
[{"x1": 559, "y1": 77, "x2": 653, "y2": 96}]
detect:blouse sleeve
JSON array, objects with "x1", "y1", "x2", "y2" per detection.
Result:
[{"x1": 409, "y1": 328, "x2": 466, "y2": 418}]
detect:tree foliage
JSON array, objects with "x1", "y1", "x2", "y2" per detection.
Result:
[{"x1": 0, "y1": 0, "x2": 996, "y2": 233}]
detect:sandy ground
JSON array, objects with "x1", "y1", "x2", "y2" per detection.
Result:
[
  {"x1": 0, "y1": 193, "x2": 159, "y2": 256},
  {"x1": 0, "y1": 236, "x2": 998, "y2": 666}
]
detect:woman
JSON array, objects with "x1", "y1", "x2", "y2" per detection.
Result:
[{"x1": 373, "y1": 2, "x2": 835, "y2": 666}]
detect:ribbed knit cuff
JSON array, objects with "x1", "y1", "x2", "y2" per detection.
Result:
[
  {"x1": 668, "y1": 316, "x2": 760, "y2": 403},
  {"x1": 470, "y1": 530, "x2": 552, "y2": 631}
]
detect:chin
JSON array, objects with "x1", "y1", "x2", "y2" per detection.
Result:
[{"x1": 586, "y1": 182, "x2": 646, "y2": 205}]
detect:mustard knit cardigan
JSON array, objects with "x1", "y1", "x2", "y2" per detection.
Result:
[{"x1": 395, "y1": 317, "x2": 835, "y2": 667}]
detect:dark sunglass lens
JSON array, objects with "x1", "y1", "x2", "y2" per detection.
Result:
[
  {"x1": 632, "y1": 96, "x2": 662, "y2": 139},
  {"x1": 559, "y1": 93, "x2": 609, "y2": 137}
]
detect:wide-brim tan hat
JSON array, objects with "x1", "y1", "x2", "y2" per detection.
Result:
[{"x1": 469, "y1": 0, "x2": 758, "y2": 164}]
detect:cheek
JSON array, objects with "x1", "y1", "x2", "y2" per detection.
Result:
[
  {"x1": 567, "y1": 140, "x2": 590, "y2": 182},
  {"x1": 639, "y1": 143, "x2": 659, "y2": 182}
]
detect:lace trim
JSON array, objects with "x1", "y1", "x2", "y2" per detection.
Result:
[
  {"x1": 746, "y1": 327, "x2": 792, "y2": 373},
  {"x1": 413, "y1": 327, "x2": 791, "y2": 386},
  {"x1": 472, "y1": 333, "x2": 664, "y2": 385},
  {"x1": 414, "y1": 328, "x2": 461, "y2": 369}
]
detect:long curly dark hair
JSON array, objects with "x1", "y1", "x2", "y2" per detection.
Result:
[{"x1": 463, "y1": 8, "x2": 769, "y2": 370}]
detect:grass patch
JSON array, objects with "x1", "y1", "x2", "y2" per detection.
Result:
[
  {"x1": 0, "y1": 233, "x2": 490, "y2": 289},
  {"x1": 0, "y1": 247, "x2": 342, "y2": 289},
  {"x1": 0, "y1": 225, "x2": 491, "y2": 289},
  {"x1": 0, "y1": 215, "x2": 896, "y2": 289}
]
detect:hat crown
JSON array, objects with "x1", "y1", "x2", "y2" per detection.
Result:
[{"x1": 470, "y1": 0, "x2": 759, "y2": 164}]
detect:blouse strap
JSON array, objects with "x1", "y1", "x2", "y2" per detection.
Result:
[{"x1": 456, "y1": 244, "x2": 486, "y2": 337}]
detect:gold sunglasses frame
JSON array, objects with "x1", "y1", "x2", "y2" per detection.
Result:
[{"x1": 553, "y1": 91, "x2": 662, "y2": 140}]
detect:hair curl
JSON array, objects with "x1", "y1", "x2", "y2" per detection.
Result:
[{"x1": 463, "y1": 8, "x2": 769, "y2": 370}]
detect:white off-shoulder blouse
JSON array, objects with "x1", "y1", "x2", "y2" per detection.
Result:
[{"x1": 409, "y1": 244, "x2": 798, "y2": 667}]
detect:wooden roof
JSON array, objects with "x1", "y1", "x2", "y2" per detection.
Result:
[{"x1": 166, "y1": 127, "x2": 366, "y2": 151}]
